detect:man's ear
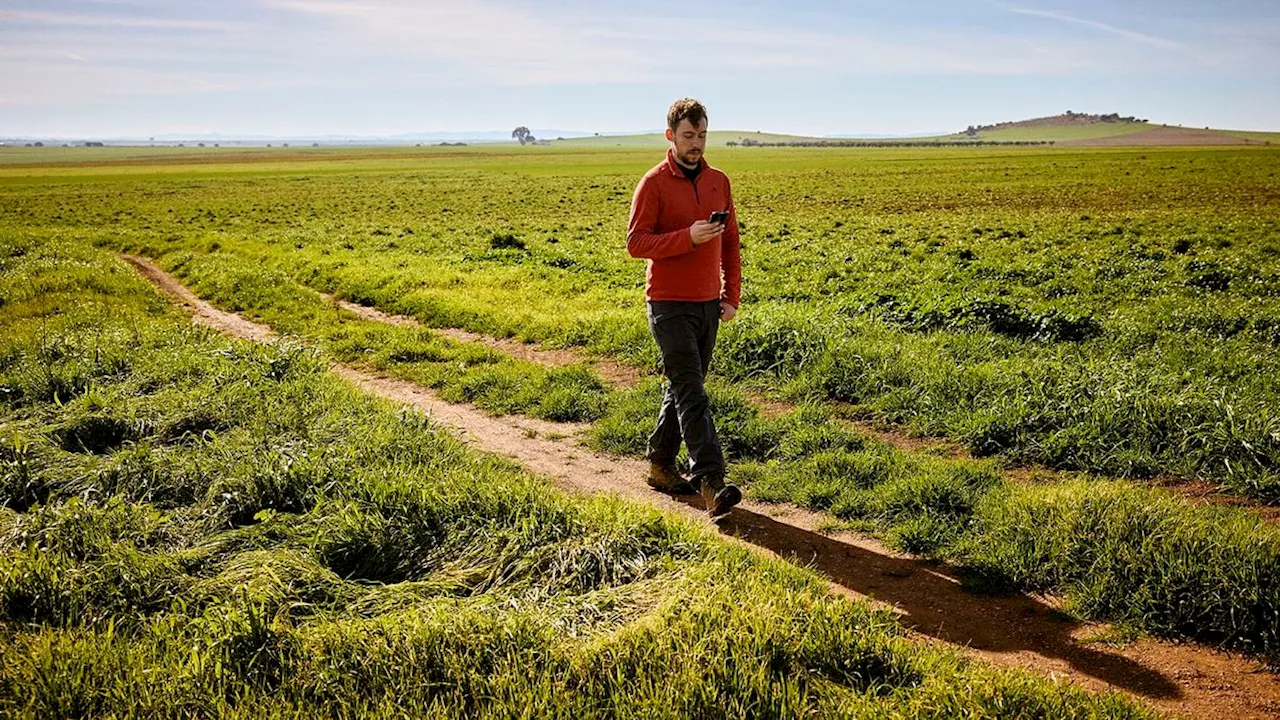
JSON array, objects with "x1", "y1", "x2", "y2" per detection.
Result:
[{"x1": 665, "y1": 128, "x2": 674, "y2": 142}]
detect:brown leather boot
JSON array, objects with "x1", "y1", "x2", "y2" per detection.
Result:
[
  {"x1": 647, "y1": 462, "x2": 695, "y2": 494},
  {"x1": 699, "y1": 473, "x2": 741, "y2": 519}
]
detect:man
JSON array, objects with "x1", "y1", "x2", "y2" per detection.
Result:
[{"x1": 626, "y1": 97, "x2": 742, "y2": 518}]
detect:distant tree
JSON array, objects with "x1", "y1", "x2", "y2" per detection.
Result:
[
  {"x1": 33, "y1": 141, "x2": 43, "y2": 147},
  {"x1": 512, "y1": 126, "x2": 532, "y2": 145}
]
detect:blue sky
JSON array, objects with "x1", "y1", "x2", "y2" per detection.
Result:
[{"x1": 2, "y1": 0, "x2": 1278, "y2": 138}]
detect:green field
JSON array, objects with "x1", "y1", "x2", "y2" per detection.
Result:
[
  {"x1": 1224, "y1": 129, "x2": 1280, "y2": 143},
  {"x1": 6, "y1": 144, "x2": 1276, "y2": 493},
  {"x1": 0, "y1": 203, "x2": 1162, "y2": 718},
  {"x1": 4, "y1": 142, "x2": 1280, "y2": 714}
]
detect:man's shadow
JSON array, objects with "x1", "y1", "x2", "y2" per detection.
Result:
[{"x1": 673, "y1": 496, "x2": 1182, "y2": 700}]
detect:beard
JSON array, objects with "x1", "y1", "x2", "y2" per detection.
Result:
[{"x1": 676, "y1": 148, "x2": 702, "y2": 167}]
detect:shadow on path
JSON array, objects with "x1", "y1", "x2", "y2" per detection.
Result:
[{"x1": 671, "y1": 495, "x2": 1183, "y2": 700}]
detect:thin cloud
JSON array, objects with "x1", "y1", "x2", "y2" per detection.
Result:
[
  {"x1": 266, "y1": 0, "x2": 654, "y2": 85},
  {"x1": 0, "y1": 9, "x2": 245, "y2": 32},
  {"x1": 590, "y1": 19, "x2": 1121, "y2": 77},
  {"x1": 1002, "y1": 6, "x2": 1182, "y2": 50},
  {"x1": 0, "y1": 56, "x2": 319, "y2": 108}
]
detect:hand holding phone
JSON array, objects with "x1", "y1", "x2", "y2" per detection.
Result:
[{"x1": 690, "y1": 220, "x2": 723, "y2": 246}]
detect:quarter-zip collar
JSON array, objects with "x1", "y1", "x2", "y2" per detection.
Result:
[{"x1": 666, "y1": 148, "x2": 706, "y2": 204}]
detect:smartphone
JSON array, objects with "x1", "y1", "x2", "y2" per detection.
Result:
[{"x1": 709, "y1": 210, "x2": 730, "y2": 224}]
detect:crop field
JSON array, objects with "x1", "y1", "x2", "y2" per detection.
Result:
[
  {"x1": 2, "y1": 143, "x2": 1280, "y2": 716},
  {"x1": 6, "y1": 145, "x2": 1279, "y2": 494}
]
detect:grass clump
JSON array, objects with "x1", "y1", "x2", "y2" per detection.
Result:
[{"x1": 961, "y1": 481, "x2": 1280, "y2": 653}]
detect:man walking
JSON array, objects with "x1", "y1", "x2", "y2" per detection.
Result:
[{"x1": 627, "y1": 97, "x2": 742, "y2": 518}]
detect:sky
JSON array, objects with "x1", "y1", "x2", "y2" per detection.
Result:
[{"x1": 2, "y1": 0, "x2": 1278, "y2": 138}]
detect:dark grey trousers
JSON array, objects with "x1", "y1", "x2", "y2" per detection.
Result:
[{"x1": 646, "y1": 299, "x2": 725, "y2": 480}]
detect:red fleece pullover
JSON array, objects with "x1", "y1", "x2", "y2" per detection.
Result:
[{"x1": 627, "y1": 150, "x2": 741, "y2": 308}]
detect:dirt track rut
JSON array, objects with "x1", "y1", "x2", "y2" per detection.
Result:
[{"x1": 122, "y1": 253, "x2": 1280, "y2": 720}]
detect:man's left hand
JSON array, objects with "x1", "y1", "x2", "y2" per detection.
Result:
[{"x1": 719, "y1": 301, "x2": 737, "y2": 322}]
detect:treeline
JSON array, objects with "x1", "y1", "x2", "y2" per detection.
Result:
[
  {"x1": 727, "y1": 139, "x2": 1055, "y2": 148},
  {"x1": 1096, "y1": 113, "x2": 1148, "y2": 123}
]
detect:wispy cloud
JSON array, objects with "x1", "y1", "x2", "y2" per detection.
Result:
[
  {"x1": 588, "y1": 17, "x2": 1139, "y2": 77},
  {"x1": 3, "y1": 0, "x2": 1274, "y2": 135},
  {"x1": 265, "y1": 1, "x2": 1166, "y2": 85},
  {"x1": 266, "y1": 0, "x2": 654, "y2": 85},
  {"x1": 0, "y1": 9, "x2": 246, "y2": 31},
  {"x1": 1001, "y1": 6, "x2": 1182, "y2": 50}
]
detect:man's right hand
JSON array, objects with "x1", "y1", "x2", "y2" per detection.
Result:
[{"x1": 690, "y1": 220, "x2": 724, "y2": 247}]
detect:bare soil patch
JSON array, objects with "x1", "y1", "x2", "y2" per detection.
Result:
[{"x1": 124, "y1": 252, "x2": 1280, "y2": 720}]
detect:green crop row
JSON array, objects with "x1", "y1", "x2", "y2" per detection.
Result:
[{"x1": 0, "y1": 236, "x2": 1156, "y2": 718}]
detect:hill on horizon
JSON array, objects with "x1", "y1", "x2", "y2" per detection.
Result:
[
  {"x1": 551, "y1": 112, "x2": 1277, "y2": 148},
  {"x1": 938, "y1": 111, "x2": 1278, "y2": 146}
]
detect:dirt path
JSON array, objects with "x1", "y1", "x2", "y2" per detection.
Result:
[
  {"x1": 317, "y1": 282, "x2": 1280, "y2": 521},
  {"x1": 123, "y1": 254, "x2": 1280, "y2": 720}
]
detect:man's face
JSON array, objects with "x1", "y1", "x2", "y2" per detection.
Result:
[{"x1": 666, "y1": 118, "x2": 707, "y2": 168}]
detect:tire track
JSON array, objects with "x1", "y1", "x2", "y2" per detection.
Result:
[
  {"x1": 317, "y1": 284, "x2": 1280, "y2": 521},
  {"x1": 123, "y1": 253, "x2": 1280, "y2": 720}
]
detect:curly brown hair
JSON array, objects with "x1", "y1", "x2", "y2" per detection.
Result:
[{"x1": 667, "y1": 98, "x2": 708, "y2": 132}]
